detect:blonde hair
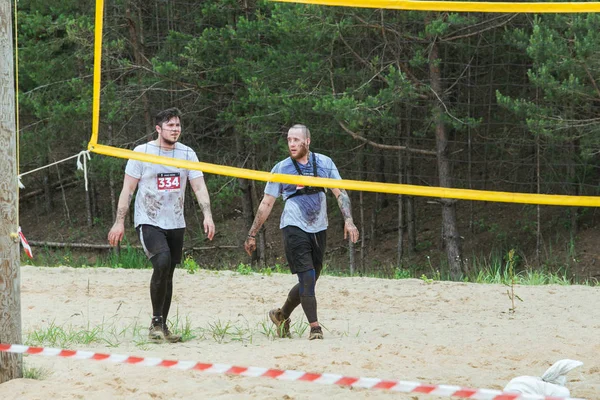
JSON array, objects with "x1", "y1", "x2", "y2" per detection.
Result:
[{"x1": 289, "y1": 124, "x2": 311, "y2": 139}]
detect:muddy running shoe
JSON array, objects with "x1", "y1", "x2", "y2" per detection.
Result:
[
  {"x1": 148, "y1": 324, "x2": 165, "y2": 342},
  {"x1": 163, "y1": 325, "x2": 182, "y2": 343},
  {"x1": 308, "y1": 326, "x2": 323, "y2": 340},
  {"x1": 269, "y1": 308, "x2": 291, "y2": 338}
]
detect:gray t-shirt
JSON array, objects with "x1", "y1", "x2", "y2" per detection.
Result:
[
  {"x1": 125, "y1": 141, "x2": 203, "y2": 229},
  {"x1": 264, "y1": 152, "x2": 342, "y2": 233}
]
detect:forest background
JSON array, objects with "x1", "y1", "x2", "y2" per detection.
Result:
[{"x1": 15, "y1": 0, "x2": 600, "y2": 282}]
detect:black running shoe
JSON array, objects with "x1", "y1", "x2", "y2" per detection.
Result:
[{"x1": 309, "y1": 326, "x2": 323, "y2": 340}]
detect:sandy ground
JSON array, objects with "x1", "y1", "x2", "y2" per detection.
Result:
[{"x1": 0, "y1": 266, "x2": 599, "y2": 399}]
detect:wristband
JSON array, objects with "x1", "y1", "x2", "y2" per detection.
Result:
[{"x1": 247, "y1": 234, "x2": 255, "y2": 239}]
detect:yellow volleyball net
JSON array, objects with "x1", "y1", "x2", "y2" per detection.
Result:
[
  {"x1": 272, "y1": 0, "x2": 600, "y2": 13},
  {"x1": 87, "y1": 0, "x2": 600, "y2": 207}
]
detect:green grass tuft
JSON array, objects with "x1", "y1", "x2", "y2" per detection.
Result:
[{"x1": 23, "y1": 363, "x2": 51, "y2": 380}]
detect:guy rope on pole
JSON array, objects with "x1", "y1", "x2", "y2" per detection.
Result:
[
  {"x1": 0, "y1": 343, "x2": 585, "y2": 400},
  {"x1": 17, "y1": 150, "x2": 91, "y2": 190}
]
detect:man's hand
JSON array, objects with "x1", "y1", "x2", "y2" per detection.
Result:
[
  {"x1": 108, "y1": 222, "x2": 125, "y2": 247},
  {"x1": 204, "y1": 217, "x2": 216, "y2": 240},
  {"x1": 244, "y1": 236, "x2": 256, "y2": 256},
  {"x1": 243, "y1": 194, "x2": 275, "y2": 257},
  {"x1": 344, "y1": 221, "x2": 359, "y2": 243}
]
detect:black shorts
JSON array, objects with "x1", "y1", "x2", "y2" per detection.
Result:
[
  {"x1": 136, "y1": 224, "x2": 185, "y2": 264},
  {"x1": 282, "y1": 226, "x2": 326, "y2": 274}
]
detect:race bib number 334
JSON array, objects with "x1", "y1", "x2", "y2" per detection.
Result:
[{"x1": 157, "y1": 172, "x2": 181, "y2": 192}]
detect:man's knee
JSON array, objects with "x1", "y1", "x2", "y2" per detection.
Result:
[
  {"x1": 297, "y1": 269, "x2": 316, "y2": 297},
  {"x1": 150, "y1": 251, "x2": 172, "y2": 280}
]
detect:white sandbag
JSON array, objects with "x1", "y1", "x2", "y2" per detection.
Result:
[{"x1": 503, "y1": 359, "x2": 583, "y2": 396}]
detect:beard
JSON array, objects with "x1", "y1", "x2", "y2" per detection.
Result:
[
  {"x1": 160, "y1": 132, "x2": 179, "y2": 146},
  {"x1": 290, "y1": 145, "x2": 308, "y2": 160}
]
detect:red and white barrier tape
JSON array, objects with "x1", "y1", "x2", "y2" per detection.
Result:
[
  {"x1": 18, "y1": 227, "x2": 33, "y2": 259},
  {"x1": 0, "y1": 343, "x2": 583, "y2": 400}
]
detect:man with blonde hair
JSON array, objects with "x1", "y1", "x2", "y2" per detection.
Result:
[{"x1": 244, "y1": 124, "x2": 359, "y2": 340}]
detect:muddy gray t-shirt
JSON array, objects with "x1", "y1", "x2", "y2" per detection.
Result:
[
  {"x1": 125, "y1": 141, "x2": 203, "y2": 229},
  {"x1": 264, "y1": 152, "x2": 342, "y2": 233}
]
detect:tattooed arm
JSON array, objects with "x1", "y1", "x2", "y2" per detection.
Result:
[
  {"x1": 190, "y1": 176, "x2": 215, "y2": 240},
  {"x1": 244, "y1": 194, "x2": 276, "y2": 256},
  {"x1": 331, "y1": 188, "x2": 359, "y2": 243},
  {"x1": 108, "y1": 174, "x2": 139, "y2": 246}
]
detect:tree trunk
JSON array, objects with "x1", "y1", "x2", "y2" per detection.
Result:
[
  {"x1": 359, "y1": 146, "x2": 367, "y2": 272},
  {"x1": 369, "y1": 148, "x2": 385, "y2": 250},
  {"x1": 569, "y1": 140, "x2": 579, "y2": 236},
  {"x1": 26, "y1": 240, "x2": 239, "y2": 251},
  {"x1": 535, "y1": 91, "x2": 541, "y2": 267},
  {"x1": 85, "y1": 176, "x2": 93, "y2": 228},
  {"x1": 236, "y1": 134, "x2": 260, "y2": 265},
  {"x1": 483, "y1": 29, "x2": 497, "y2": 192},
  {"x1": 240, "y1": 177, "x2": 260, "y2": 265},
  {"x1": 42, "y1": 163, "x2": 52, "y2": 214},
  {"x1": 370, "y1": 192, "x2": 378, "y2": 249},
  {"x1": 239, "y1": 178, "x2": 254, "y2": 234},
  {"x1": 467, "y1": 38, "x2": 474, "y2": 234},
  {"x1": 359, "y1": 190, "x2": 365, "y2": 273},
  {"x1": 108, "y1": 124, "x2": 117, "y2": 223},
  {"x1": 249, "y1": 148, "x2": 266, "y2": 267},
  {"x1": 348, "y1": 237, "x2": 355, "y2": 275},
  {"x1": 126, "y1": 0, "x2": 153, "y2": 138},
  {"x1": 429, "y1": 37, "x2": 464, "y2": 280},
  {"x1": 0, "y1": 0, "x2": 23, "y2": 380},
  {"x1": 55, "y1": 163, "x2": 71, "y2": 224},
  {"x1": 109, "y1": 172, "x2": 117, "y2": 222},
  {"x1": 397, "y1": 148, "x2": 404, "y2": 266},
  {"x1": 405, "y1": 111, "x2": 417, "y2": 255},
  {"x1": 253, "y1": 179, "x2": 266, "y2": 267},
  {"x1": 91, "y1": 180, "x2": 99, "y2": 225}
]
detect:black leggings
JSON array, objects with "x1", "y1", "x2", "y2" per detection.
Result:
[
  {"x1": 149, "y1": 252, "x2": 177, "y2": 321},
  {"x1": 137, "y1": 225, "x2": 184, "y2": 322},
  {"x1": 281, "y1": 227, "x2": 326, "y2": 324},
  {"x1": 281, "y1": 265, "x2": 322, "y2": 324}
]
